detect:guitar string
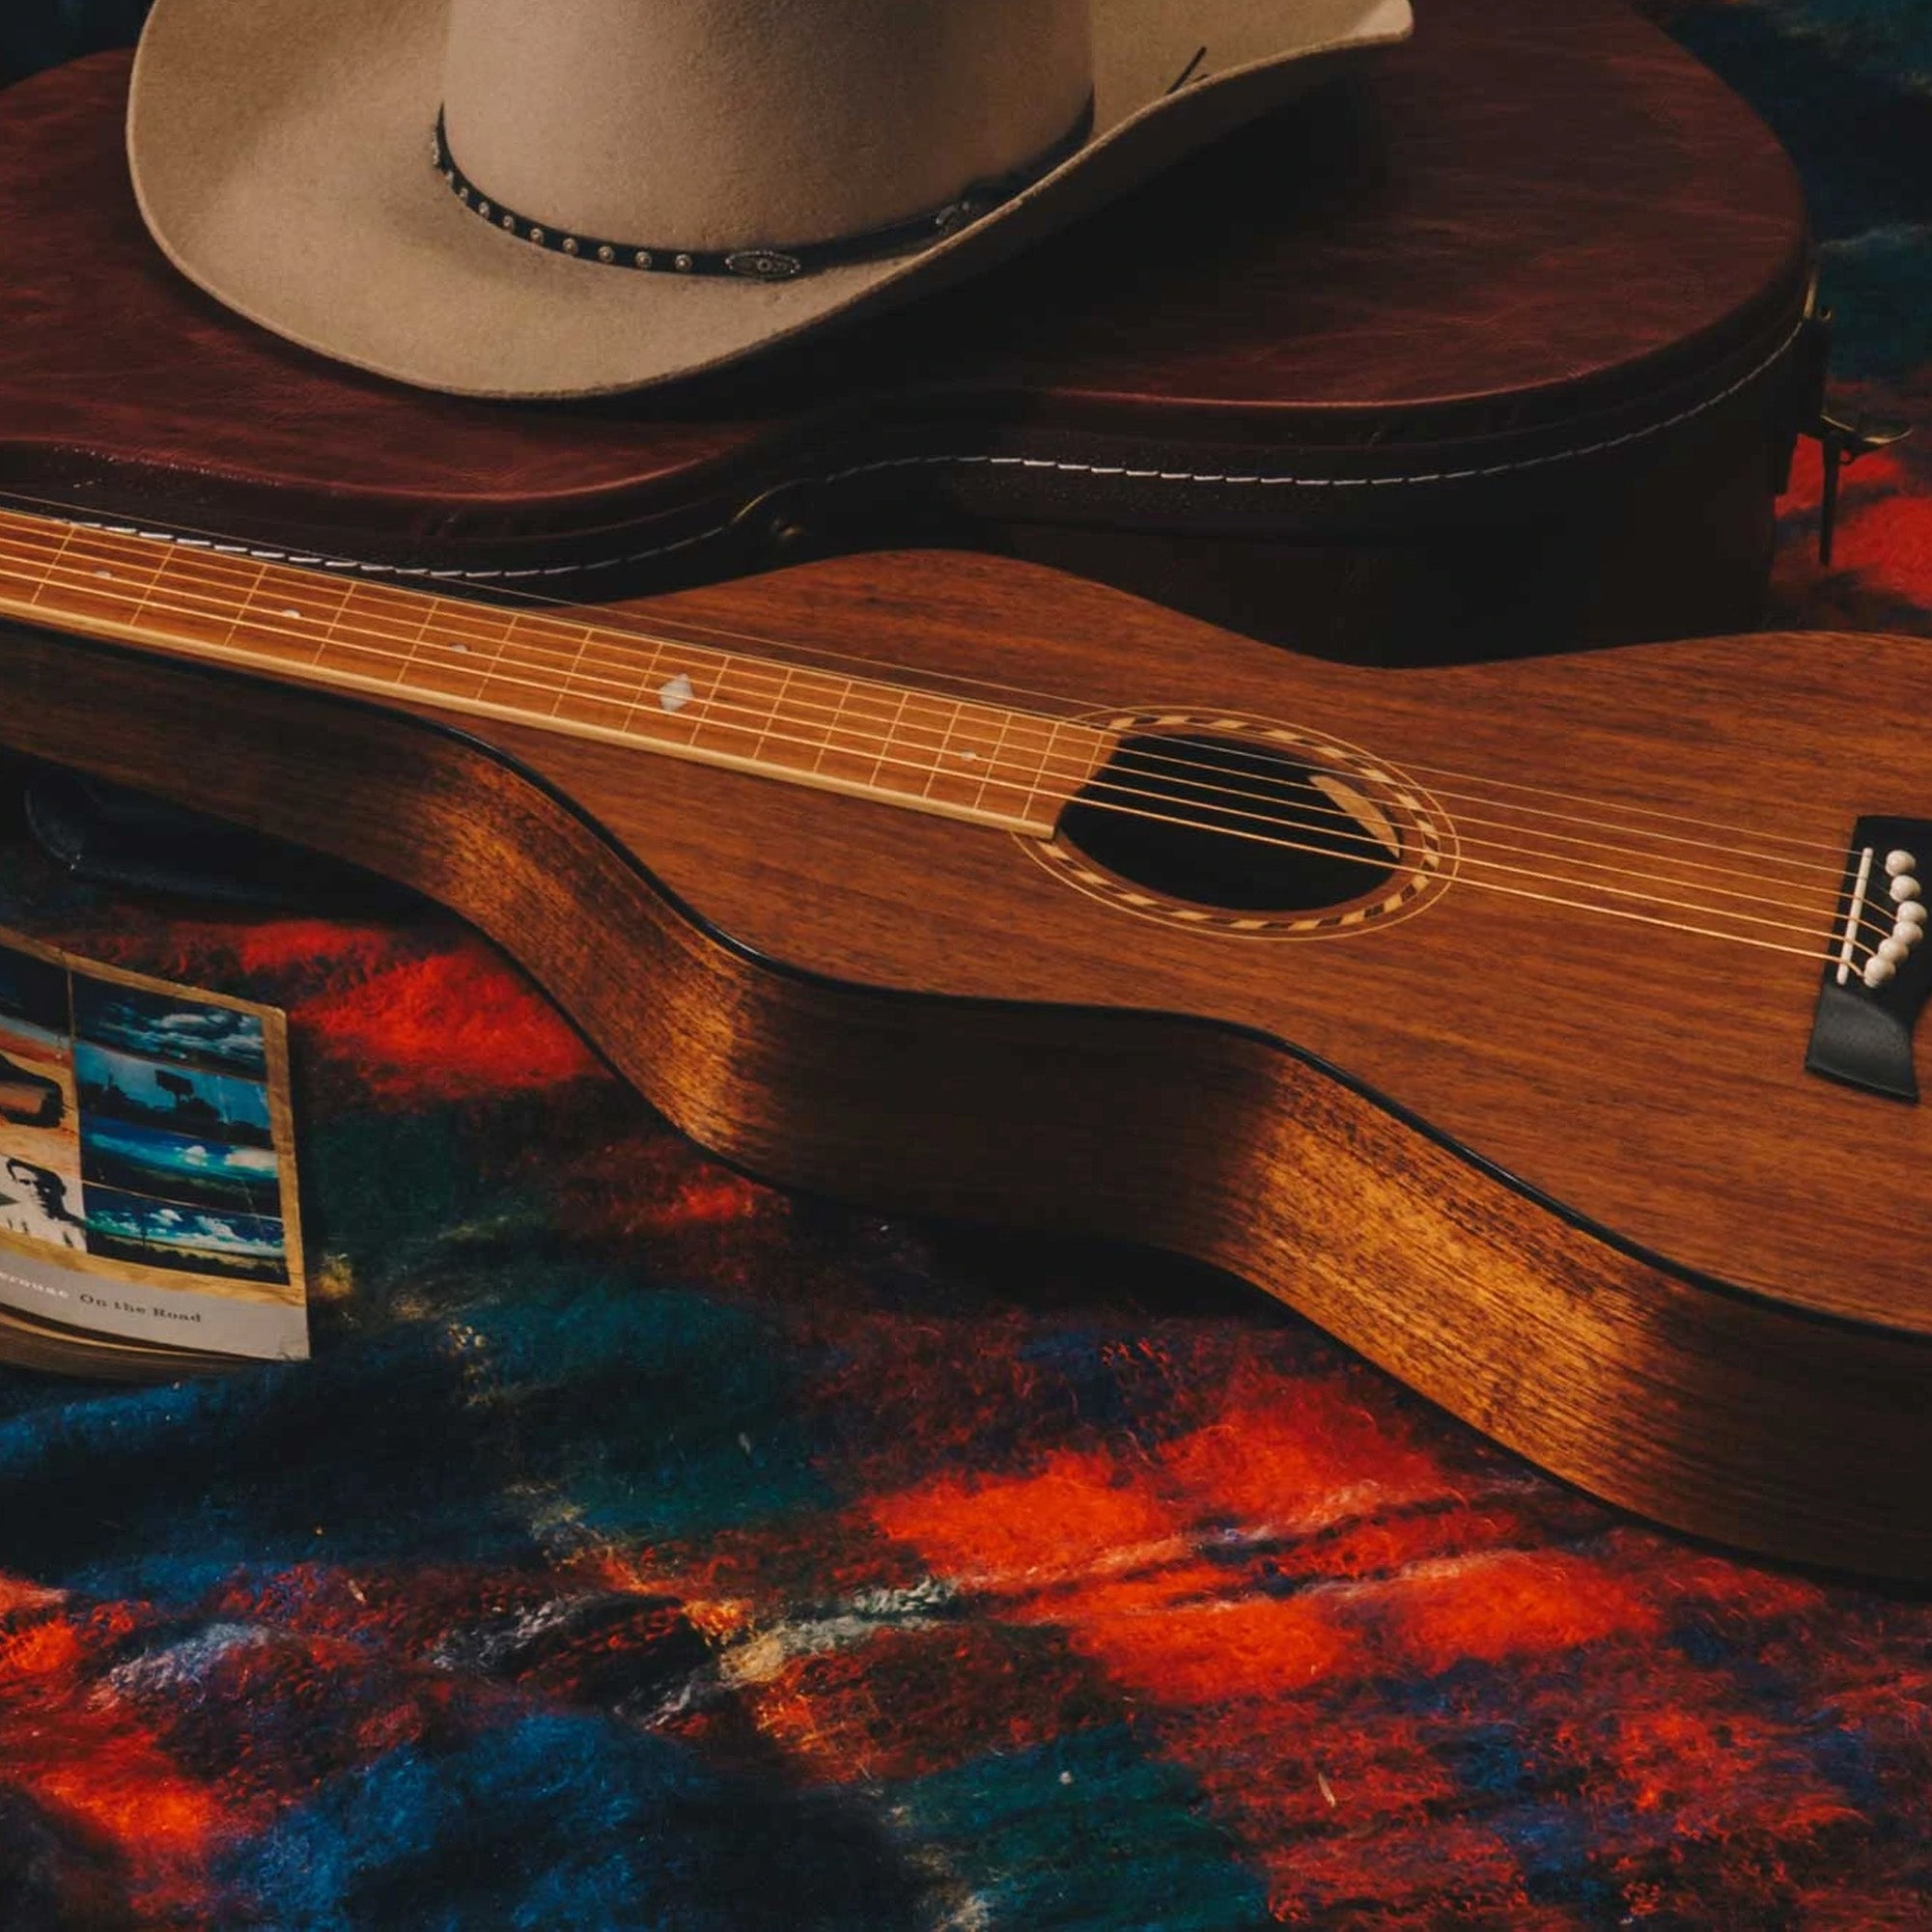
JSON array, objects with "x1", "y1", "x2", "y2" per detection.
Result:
[
  {"x1": 0, "y1": 520, "x2": 1884, "y2": 957},
  {"x1": 0, "y1": 529, "x2": 1876, "y2": 953},
  {"x1": 0, "y1": 493, "x2": 1860, "y2": 868},
  {"x1": 0, "y1": 513, "x2": 1863, "y2": 897},
  {"x1": 0, "y1": 619, "x2": 1880, "y2": 973},
  {"x1": 0, "y1": 526, "x2": 1862, "y2": 905},
  {"x1": 559, "y1": 597, "x2": 1862, "y2": 865},
  {"x1": 0, "y1": 532, "x2": 1868, "y2": 940}
]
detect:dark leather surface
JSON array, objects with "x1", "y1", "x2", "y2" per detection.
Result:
[{"x1": 0, "y1": 0, "x2": 1806, "y2": 566}]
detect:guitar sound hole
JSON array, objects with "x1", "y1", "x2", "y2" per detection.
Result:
[{"x1": 1056, "y1": 733, "x2": 1399, "y2": 913}]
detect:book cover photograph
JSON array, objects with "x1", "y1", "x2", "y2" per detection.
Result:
[{"x1": 0, "y1": 926, "x2": 307, "y2": 1371}]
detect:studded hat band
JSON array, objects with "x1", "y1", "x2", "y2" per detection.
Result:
[{"x1": 431, "y1": 99, "x2": 1097, "y2": 284}]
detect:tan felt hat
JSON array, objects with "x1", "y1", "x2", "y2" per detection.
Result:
[{"x1": 127, "y1": 0, "x2": 1412, "y2": 400}]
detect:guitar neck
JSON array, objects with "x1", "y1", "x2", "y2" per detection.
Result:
[{"x1": 0, "y1": 508, "x2": 1113, "y2": 836}]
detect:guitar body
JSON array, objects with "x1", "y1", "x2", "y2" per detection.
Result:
[
  {"x1": 0, "y1": 0, "x2": 1809, "y2": 660},
  {"x1": 0, "y1": 545, "x2": 1927, "y2": 1577}
]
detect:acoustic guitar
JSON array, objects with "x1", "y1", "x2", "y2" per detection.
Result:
[
  {"x1": 0, "y1": 0, "x2": 1811, "y2": 661},
  {"x1": 0, "y1": 499, "x2": 1926, "y2": 1579}
]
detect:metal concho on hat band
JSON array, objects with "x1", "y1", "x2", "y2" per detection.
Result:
[{"x1": 430, "y1": 100, "x2": 1096, "y2": 283}]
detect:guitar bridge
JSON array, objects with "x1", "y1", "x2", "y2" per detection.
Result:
[{"x1": 1806, "y1": 817, "x2": 1932, "y2": 1102}]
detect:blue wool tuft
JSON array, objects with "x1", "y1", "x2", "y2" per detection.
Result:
[
  {"x1": 897, "y1": 1726, "x2": 1271, "y2": 1931},
  {"x1": 217, "y1": 1711, "x2": 924, "y2": 1931}
]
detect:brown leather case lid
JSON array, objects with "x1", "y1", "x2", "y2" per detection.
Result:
[{"x1": 0, "y1": 0, "x2": 1807, "y2": 572}]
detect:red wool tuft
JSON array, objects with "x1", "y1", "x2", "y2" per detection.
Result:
[{"x1": 294, "y1": 941, "x2": 602, "y2": 1102}]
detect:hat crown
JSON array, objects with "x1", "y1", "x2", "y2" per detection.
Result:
[{"x1": 440, "y1": 0, "x2": 1095, "y2": 253}]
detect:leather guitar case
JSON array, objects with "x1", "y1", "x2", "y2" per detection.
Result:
[{"x1": 0, "y1": 0, "x2": 1811, "y2": 662}]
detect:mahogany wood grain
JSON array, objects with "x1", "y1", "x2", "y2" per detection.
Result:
[
  {"x1": 0, "y1": 545, "x2": 1927, "y2": 1575},
  {"x1": 0, "y1": 0, "x2": 1809, "y2": 658}
]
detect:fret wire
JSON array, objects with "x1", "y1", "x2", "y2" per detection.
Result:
[
  {"x1": 225, "y1": 561, "x2": 269, "y2": 648},
  {"x1": 397, "y1": 586, "x2": 441, "y2": 684},
  {"x1": 974, "y1": 705, "x2": 1018, "y2": 818},
  {"x1": 869, "y1": 689, "x2": 913, "y2": 790},
  {"x1": 919, "y1": 696, "x2": 966, "y2": 801},
  {"x1": 808, "y1": 675, "x2": 855, "y2": 777},
  {"x1": 124, "y1": 546, "x2": 167, "y2": 634},
  {"x1": 616, "y1": 630, "x2": 671, "y2": 737},
  {"x1": 511, "y1": 612, "x2": 572, "y2": 717},
  {"x1": 267, "y1": 563, "x2": 349, "y2": 666},
  {"x1": 752, "y1": 665, "x2": 798, "y2": 765},
  {"x1": 24, "y1": 523, "x2": 75, "y2": 608},
  {"x1": 558, "y1": 613, "x2": 596, "y2": 714},
  {"x1": 1026, "y1": 719, "x2": 1081, "y2": 822}
]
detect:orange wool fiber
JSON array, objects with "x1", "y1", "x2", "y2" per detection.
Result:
[
  {"x1": 1065, "y1": 1588, "x2": 1361, "y2": 1705},
  {"x1": 1602, "y1": 1702, "x2": 1862, "y2": 1839},
  {"x1": 1260, "y1": 1816, "x2": 1534, "y2": 1925},
  {"x1": 866, "y1": 1449, "x2": 1180, "y2": 1587},
  {"x1": 0, "y1": 1614, "x2": 85, "y2": 1685},
  {"x1": 0, "y1": 1574, "x2": 65, "y2": 1618},
  {"x1": 1380, "y1": 1549, "x2": 1662, "y2": 1673},
  {"x1": 35, "y1": 1747, "x2": 224, "y2": 1857},
  {"x1": 230, "y1": 919, "x2": 402, "y2": 979},
  {"x1": 1280, "y1": 1503, "x2": 1542, "y2": 1586},
  {"x1": 1157, "y1": 1370, "x2": 1453, "y2": 1531},
  {"x1": 294, "y1": 941, "x2": 602, "y2": 1101}
]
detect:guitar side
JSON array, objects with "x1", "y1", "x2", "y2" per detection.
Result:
[{"x1": 1, "y1": 551, "x2": 1927, "y2": 1576}]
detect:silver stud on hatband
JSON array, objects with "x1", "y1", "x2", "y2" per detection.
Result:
[
  {"x1": 562, "y1": 237, "x2": 579, "y2": 256},
  {"x1": 598, "y1": 245, "x2": 615, "y2": 264},
  {"x1": 635, "y1": 251, "x2": 654, "y2": 268},
  {"x1": 674, "y1": 253, "x2": 693, "y2": 271}
]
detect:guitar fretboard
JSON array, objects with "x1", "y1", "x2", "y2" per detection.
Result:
[{"x1": 0, "y1": 510, "x2": 1115, "y2": 836}]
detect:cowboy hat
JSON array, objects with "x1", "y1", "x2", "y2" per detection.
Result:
[{"x1": 126, "y1": 0, "x2": 1412, "y2": 401}]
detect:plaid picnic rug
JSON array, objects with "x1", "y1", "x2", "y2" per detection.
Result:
[{"x1": 1, "y1": 3, "x2": 1929, "y2": 1925}]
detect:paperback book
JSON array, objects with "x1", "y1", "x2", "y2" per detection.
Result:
[{"x1": 0, "y1": 925, "x2": 306, "y2": 1376}]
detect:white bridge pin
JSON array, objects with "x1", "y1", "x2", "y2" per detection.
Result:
[
  {"x1": 1886, "y1": 849, "x2": 1918, "y2": 877},
  {"x1": 1865, "y1": 955, "x2": 1897, "y2": 989},
  {"x1": 1891, "y1": 874, "x2": 1922, "y2": 904},
  {"x1": 1899, "y1": 900, "x2": 1928, "y2": 928}
]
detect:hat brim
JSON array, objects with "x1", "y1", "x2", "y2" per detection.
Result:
[{"x1": 127, "y1": 0, "x2": 1412, "y2": 400}]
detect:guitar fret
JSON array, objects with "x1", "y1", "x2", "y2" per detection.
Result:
[
  {"x1": 749, "y1": 665, "x2": 796, "y2": 765},
  {"x1": 615, "y1": 633, "x2": 670, "y2": 737},
  {"x1": 413, "y1": 596, "x2": 516, "y2": 703},
  {"x1": 25, "y1": 524, "x2": 75, "y2": 609},
  {"x1": 231, "y1": 562, "x2": 353, "y2": 667},
  {"x1": 221, "y1": 562, "x2": 270, "y2": 648}
]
